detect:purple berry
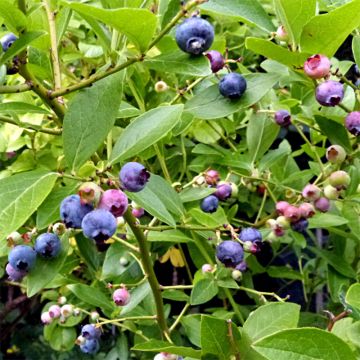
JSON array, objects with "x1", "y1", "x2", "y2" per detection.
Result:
[
  {"x1": 200, "y1": 195, "x2": 219, "y2": 213},
  {"x1": 98, "y1": 189, "x2": 128, "y2": 217},
  {"x1": 132, "y1": 207, "x2": 145, "y2": 218},
  {"x1": 291, "y1": 218, "x2": 309, "y2": 233},
  {"x1": 80, "y1": 339, "x2": 100, "y2": 354},
  {"x1": 119, "y1": 162, "x2": 150, "y2": 192},
  {"x1": 5, "y1": 263, "x2": 26, "y2": 281},
  {"x1": 345, "y1": 111, "x2": 360, "y2": 136},
  {"x1": 304, "y1": 54, "x2": 331, "y2": 79},
  {"x1": 205, "y1": 50, "x2": 225, "y2": 73},
  {"x1": 239, "y1": 227, "x2": 262, "y2": 243},
  {"x1": 113, "y1": 288, "x2": 130, "y2": 306},
  {"x1": 216, "y1": 240, "x2": 244, "y2": 268},
  {"x1": 81, "y1": 324, "x2": 101, "y2": 340},
  {"x1": 205, "y1": 169, "x2": 220, "y2": 185},
  {"x1": 315, "y1": 80, "x2": 344, "y2": 107},
  {"x1": 314, "y1": 197, "x2": 330, "y2": 212},
  {"x1": 302, "y1": 184, "x2": 321, "y2": 201},
  {"x1": 81, "y1": 209, "x2": 117, "y2": 242},
  {"x1": 34, "y1": 233, "x2": 61, "y2": 258},
  {"x1": 8, "y1": 245, "x2": 36, "y2": 272},
  {"x1": 0, "y1": 33, "x2": 17, "y2": 52},
  {"x1": 274, "y1": 110, "x2": 291, "y2": 127},
  {"x1": 60, "y1": 194, "x2": 93, "y2": 229},
  {"x1": 214, "y1": 183, "x2": 232, "y2": 201},
  {"x1": 175, "y1": 17, "x2": 214, "y2": 55},
  {"x1": 235, "y1": 260, "x2": 247, "y2": 272},
  {"x1": 219, "y1": 73, "x2": 247, "y2": 99}
]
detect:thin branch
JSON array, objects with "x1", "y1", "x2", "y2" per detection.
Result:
[{"x1": 0, "y1": 83, "x2": 32, "y2": 93}]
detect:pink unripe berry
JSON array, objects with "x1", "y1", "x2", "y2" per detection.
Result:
[
  {"x1": 298, "y1": 203, "x2": 316, "y2": 218},
  {"x1": 276, "y1": 201, "x2": 290, "y2": 215},
  {"x1": 132, "y1": 207, "x2": 145, "y2": 218},
  {"x1": 48, "y1": 304, "x2": 61, "y2": 318},
  {"x1": 41, "y1": 312, "x2": 52, "y2": 325},
  {"x1": 276, "y1": 25, "x2": 288, "y2": 41},
  {"x1": 98, "y1": 189, "x2": 128, "y2": 217},
  {"x1": 283, "y1": 205, "x2": 301, "y2": 223},
  {"x1": 205, "y1": 169, "x2": 220, "y2": 185},
  {"x1": 60, "y1": 304, "x2": 73, "y2": 318},
  {"x1": 324, "y1": 185, "x2": 339, "y2": 200},
  {"x1": 274, "y1": 110, "x2": 291, "y2": 127},
  {"x1": 302, "y1": 184, "x2": 321, "y2": 201},
  {"x1": 113, "y1": 288, "x2": 130, "y2": 306},
  {"x1": 304, "y1": 54, "x2": 331, "y2": 79},
  {"x1": 273, "y1": 226, "x2": 285, "y2": 237},
  {"x1": 201, "y1": 264, "x2": 213, "y2": 273},
  {"x1": 314, "y1": 197, "x2": 330, "y2": 212},
  {"x1": 329, "y1": 170, "x2": 351, "y2": 189},
  {"x1": 326, "y1": 145, "x2": 346, "y2": 164}
]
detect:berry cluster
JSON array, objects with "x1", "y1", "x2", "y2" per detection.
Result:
[
  {"x1": 77, "y1": 324, "x2": 101, "y2": 354},
  {"x1": 175, "y1": 17, "x2": 247, "y2": 99}
]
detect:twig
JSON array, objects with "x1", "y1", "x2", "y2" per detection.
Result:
[
  {"x1": 326, "y1": 310, "x2": 351, "y2": 331},
  {"x1": 169, "y1": 303, "x2": 190, "y2": 332},
  {"x1": 0, "y1": 83, "x2": 32, "y2": 93}
]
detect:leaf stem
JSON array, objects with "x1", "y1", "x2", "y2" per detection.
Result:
[
  {"x1": 0, "y1": 83, "x2": 32, "y2": 93},
  {"x1": 123, "y1": 208, "x2": 170, "y2": 339},
  {"x1": 169, "y1": 303, "x2": 190, "y2": 333},
  {"x1": 223, "y1": 288, "x2": 245, "y2": 325},
  {"x1": 153, "y1": 143, "x2": 172, "y2": 183},
  {"x1": 96, "y1": 315, "x2": 157, "y2": 326}
]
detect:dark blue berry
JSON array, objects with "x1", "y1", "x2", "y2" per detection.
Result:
[
  {"x1": 34, "y1": 233, "x2": 61, "y2": 258},
  {"x1": 205, "y1": 50, "x2": 225, "y2": 73},
  {"x1": 239, "y1": 227, "x2": 262, "y2": 243},
  {"x1": 219, "y1": 73, "x2": 247, "y2": 99},
  {"x1": 291, "y1": 218, "x2": 309, "y2": 233},
  {"x1": 274, "y1": 110, "x2": 291, "y2": 127},
  {"x1": 175, "y1": 17, "x2": 214, "y2": 55},
  {"x1": 60, "y1": 195, "x2": 93, "y2": 229},
  {"x1": 8, "y1": 245, "x2": 36, "y2": 272},
  {"x1": 81, "y1": 209, "x2": 117, "y2": 242},
  {"x1": 119, "y1": 162, "x2": 150, "y2": 192},
  {"x1": 1, "y1": 33, "x2": 17, "y2": 52},
  {"x1": 81, "y1": 324, "x2": 101, "y2": 340},
  {"x1": 216, "y1": 240, "x2": 244, "y2": 268},
  {"x1": 315, "y1": 80, "x2": 344, "y2": 106},
  {"x1": 80, "y1": 339, "x2": 100, "y2": 354},
  {"x1": 214, "y1": 183, "x2": 232, "y2": 201},
  {"x1": 200, "y1": 195, "x2": 219, "y2": 213}
]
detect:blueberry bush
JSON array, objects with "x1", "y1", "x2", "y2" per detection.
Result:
[{"x1": 0, "y1": 0, "x2": 360, "y2": 359}]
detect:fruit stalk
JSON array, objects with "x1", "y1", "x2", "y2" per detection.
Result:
[{"x1": 123, "y1": 208, "x2": 170, "y2": 339}]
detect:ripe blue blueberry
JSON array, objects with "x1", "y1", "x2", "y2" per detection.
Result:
[
  {"x1": 214, "y1": 183, "x2": 232, "y2": 201},
  {"x1": 81, "y1": 209, "x2": 117, "y2": 242},
  {"x1": 8, "y1": 245, "x2": 36, "y2": 272},
  {"x1": 205, "y1": 50, "x2": 225, "y2": 73},
  {"x1": 315, "y1": 80, "x2": 344, "y2": 106},
  {"x1": 200, "y1": 195, "x2": 219, "y2": 213},
  {"x1": 80, "y1": 339, "x2": 100, "y2": 354},
  {"x1": 81, "y1": 324, "x2": 101, "y2": 340},
  {"x1": 216, "y1": 240, "x2": 244, "y2": 268},
  {"x1": 291, "y1": 218, "x2": 309, "y2": 233},
  {"x1": 60, "y1": 194, "x2": 93, "y2": 228},
  {"x1": 119, "y1": 162, "x2": 150, "y2": 192},
  {"x1": 239, "y1": 227, "x2": 262, "y2": 243},
  {"x1": 0, "y1": 33, "x2": 17, "y2": 52},
  {"x1": 34, "y1": 233, "x2": 61, "y2": 258},
  {"x1": 274, "y1": 110, "x2": 291, "y2": 127},
  {"x1": 175, "y1": 17, "x2": 214, "y2": 55},
  {"x1": 5, "y1": 263, "x2": 26, "y2": 281},
  {"x1": 219, "y1": 73, "x2": 247, "y2": 99}
]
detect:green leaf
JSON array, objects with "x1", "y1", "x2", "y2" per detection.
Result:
[
  {"x1": 308, "y1": 213, "x2": 348, "y2": 229},
  {"x1": 110, "y1": 104, "x2": 183, "y2": 164},
  {"x1": 147, "y1": 230, "x2": 193, "y2": 243},
  {"x1": 162, "y1": 289, "x2": 189, "y2": 302},
  {"x1": 75, "y1": 234, "x2": 99, "y2": 272},
  {"x1": 300, "y1": 0, "x2": 360, "y2": 57},
  {"x1": 179, "y1": 187, "x2": 216, "y2": 203},
  {"x1": 345, "y1": 283, "x2": 360, "y2": 311},
  {"x1": 247, "y1": 113, "x2": 279, "y2": 163},
  {"x1": 315, "y1": 116, "x2": 351, "y2": 152},
  {"x1": 0, "y1": 1, "x2": 27, "y2": 33},
  {"x1": 190, "y1": 278, "x2": 218, "y2": 305},
  {"x1": 184, "y1": 73, "x2": 279, "y2": 120},
  {"x1": 120, "y1": 281, "x2": 151, "y2": 316},
  {"x1": 200, "y1": 0, "x2": 274, "y2": 32},
  {"x1": 182, "y1": 315, "x2": 202, "y2": 347},
  {"x1": 67, "y1": 3, "x2": 157, "y2": 51},
  {"x1": 189, "y1": 207, "x2": 227, "y2": 228},
  {"x1": 145, "y1": 51, "x2": 211, "y2": 76},
  {"x1": 67, "y1": 284, "x2": 115, "y2": 312},
  {"x1": 246, "y1": 38, "x2": 309, "y2": 67},
  {"x1": 118, "y1": 101, "x2": 141, "y2": 118},
  {"x1": 267, "y1": 266, "x2": 303, "y2": 281},
  {"x1": 253, "y1": 328, "x2": 356, "y2": 360},
  {"x1": 243, "y1": 302, "x2": 300, "y2": 341},
  {"x1": 132, "y1": 340, "x2": 201, "y2": 359},
  {"x1": 146, "y1": 174, "x2": 185, "y2": 218},
  {"x1": 36, "y1": 182, "x2": 78, "y2": 229},
  {"x1": 274, "y1": 0, "x2": 316, "y2": 45},
  {"x1": 201, "y1": 315, "x2": 241, "y2": 360},
  {"x1": 27, "y1": 232, "x2": 70, "y2": 297},
  {"x1": 126, "y1": 187, "x2": 176, "y2": 226},
  {"x1": 0, "y1": 102, "x2": 51, "y2": 114},
  {"x1": 352, "y1": 35, "x2": 360, "y2": 68},
  {"x1": 63, "y1": 71, "x2": 124, "y2": 171},
  {"x1": 0, "y1": 170, "x2": 58, "y2": 255},
  {"x1": 45, "y1": 324, "x2": 77, "y2": 352},
  {"x1": 0, "y1": 32, "x2": 46, "y2": 66}
]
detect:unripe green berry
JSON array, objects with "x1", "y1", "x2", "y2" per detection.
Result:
[
  {"x1": 154, "y1": 81, "x2": 169, "y2": 93},
  {"x1": 119, "y1": 257, "x2": 128, "y2": 266},
  {"x1": 53, "y1": 222, "x2": 66, "y2": 235},
  {"x1": 329, "y1": 170, "x2": 351, "y2": 188},
  {"x1": 232, "y1": 269, "x2": 242, "y2": 281},
  {"x1": 90, "y1": 311, "x2": 100, "y2": 322},
  {"x1": 326, "y1": 145, "x2": 346, "y2": 164},
  {"x1": 324, "y1": 185, "x2": 339, "y2": 200},
  {"x1": 276, "y1": 216, "x2": 290, "y2": 229}
]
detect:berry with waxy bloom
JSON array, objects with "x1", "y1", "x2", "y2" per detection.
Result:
[
  {"x1": 345, "y1": 111, "x2": 360, "y2": 136},
  {"x1": 8, "y1": 245, "x2": 36, "y2": 272},
  {"x1": 239, "y1": 227, "x2": 262, "y2": 243},
  {"x1": 48, "y1": 305, "x2": 61, "y2": 318},
  {"x1": 34, "y1": 233, "x2": 61, "y2": 258},
  {"x1": 329, "y1": 170, "x2": 351, "y2": 189},
  {"x1": 216, "y1": 240, "x2": 244, "y2": 268},
  {"x1": 276, "y1": 201, "x2": 290, "y2": 215},
  {"x1": 5, "y1": 263, "x2": 26, "y2": 281},
  {"x1": 98, "y1": 189, "x2": 128, "y2": 217},
  {"x1": 78, "y1": 182, "x2": 103, "y2": 206},
  {"x1": 119, "y1": 162, "x2": 150, "y2": 192},
  {"x1": 276, "y1": 25, "x2": 288, "y2": 41},
  {"x1": 41, "y1": 312, "x2": 52, "y2": 325},
  {"x1": 113, "y1": 288, "x2": 130, "y2": 306},
  {"x1": 219, "y1": 73, "x2": 247, "y2": 99},
  {"x1": 326, "y1": 145, "x2": 346, "y2": 164},
  {"x1": 81, "y1": 209, "x2": 117, "y2": 242},
  {"x1": 315, "y1": 80, "x2": 344, "y2": 107},
  {"x1": 302, "y1": 184, "x2": 321, "y2": 201},
  {"x1": 304, "y1": 54, "x2": 331, "y2": 79},
  {"x1": 204, "y1": 169, "x2": 219, "y2": 185},
  {"x1": 200, "y1": 195, "x2": 219, "y2": 213},
  {"x1": 214, "y1": 182, "x2": 232, "y2": 201},
  {"x1": 283, "y1": 205, "x2": 301, "y2": 223},
  {"x1": 324, "y1": 185, "x2": 339, "y2": 200},
  {"x1": 299, "y1": 203, "x2": 316, "y2": 218},
  {"x1": 314, "y1": 197, "x2": 330, "y2": 212},
  {"x1": 81, "y1": 324, "x2": 101, "y2": 340},
  {"x1": 80, "y1": 339, "x2": 100, "y2": 354},
  {"x1": 60, "y1": 194, "x2": 93, "y2": 229},
  {"x1": 274, "y1": 110, "x2": 291, "y2": 127}
]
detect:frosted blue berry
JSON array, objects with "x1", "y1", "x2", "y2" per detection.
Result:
[
  {"x1": 60, "y1": 194, "x2": 93, "y2": 229},
  {"x1": 200, "y1": 195, "x2": 219, "y2": 213},
  {"x1": 81, "y1": 209, "x2": 117, "y2": 242},
  {"x1": 216, "y1": 240, "x2": 244, "y2": 268},
  {"x1": 0, "y1": 33, "x2": 17, "y2": 52},
  {"x1": 315, "y1": 80, "x2": 344, "y2": 106},
  {"x1": 80, "y1": 339, "x2": 100, "y2": 354},
  {"x1": 34, "y1": 233, "x2": 61, "y2": 258},
  {"x1": 219, "y1": 73, "x2": 247, "y2": 99},
  {"x1": 214, "y1": 183, "x2": 232, "y2": 201},
  {"x1": 239, "y1": 227, "x2": 262, "y2": 243},
  {"x1": 119, "y1": 162, "x2": 150, "y2": 192},
  {"x1": 8, "y1": 245, "x2": 36, "y2": 272},
  {"x1": 81, "y1": 324, "x2": 101, "y2": 340}
]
